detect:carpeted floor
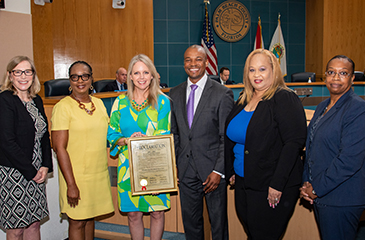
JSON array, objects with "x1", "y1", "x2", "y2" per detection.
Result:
[
  {"x1": 94, "y1": 221, "x2": 365, "y2": 240},
  {"x1": 94, "y1": 221, "x2": 186, "y2": 240}
]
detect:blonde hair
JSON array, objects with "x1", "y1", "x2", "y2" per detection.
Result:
[
  {"x1": 238, "y1": 49, "x2": 289, "y2": 105},
  {"x1": 126, "y1": 54, "x2": 164, "y2": 108},
  {"x1": 1, "y1": 56, "x2": 41, "y2": 98}
]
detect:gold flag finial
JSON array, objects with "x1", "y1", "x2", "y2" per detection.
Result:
[
  {"x1": 278, "y1": 13, "x2": 281, "y2": 20},
  {"x1": 204, "y1": 0, "x2": 210, "y2": 4}
]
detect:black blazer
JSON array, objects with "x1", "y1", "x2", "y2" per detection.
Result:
[
  {"x1": 104, "y1": 80, "x2": 127, "y2": 92},
  {"x1": 225, "y1": 89, "x2": 307, "y2": 191},
  {"x1": 0, "y1": 91, "x2": 52, "y2": 181}
]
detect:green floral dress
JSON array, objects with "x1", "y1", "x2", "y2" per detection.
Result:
[{"x1": 107, "y1": 94, "x2": 171, "y2": 212}]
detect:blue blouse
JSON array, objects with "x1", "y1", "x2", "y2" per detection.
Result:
[{"x1": 226, "y1": 108, "x2": 253, "y2": 177}]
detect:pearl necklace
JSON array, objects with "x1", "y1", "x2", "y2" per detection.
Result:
[{"x1": 72, "y1": 94, "x2": 96, "y2": 115}]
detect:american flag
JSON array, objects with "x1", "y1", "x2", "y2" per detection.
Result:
[{"x1": 201, "y1": 4, "x2": 218, "y2": 75}]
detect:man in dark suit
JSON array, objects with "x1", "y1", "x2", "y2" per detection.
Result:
[
  {"x1": 218, "y1": 67, "x2": 233, "y2": 85},
  {"x1": 157, "y1": 72, "x2": 168, "y2": 88},
  {"x1": 104, "y1": 67, "x2": 128, "y2": 91},
  {"x1": 170, "y1": 45, "x2": 233, "y2": 240}
]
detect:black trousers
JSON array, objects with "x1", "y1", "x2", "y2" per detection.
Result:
[
  {"x1": 235, "y1": 175, "x2": 299, "y2": 240},
  {"x1": 179, "y1": 160, "x2": 228, "y2": 240}
]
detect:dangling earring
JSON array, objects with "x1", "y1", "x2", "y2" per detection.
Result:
[
  {"x1": 90, "y1": 85, "x2": 94, "y2": 91},
  {"x1": 69, "y1": 86, "x2": 72, "y2": 92}
]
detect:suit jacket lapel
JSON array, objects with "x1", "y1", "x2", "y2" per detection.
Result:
[
  {"x1": 190, "y1": 79, "x2": 213, "y2": 129},
  {"x1": 178, "y1": 82, "x2": 189, "y2": 128},
  {"x1": 316, "y1": 89, "x2": 353, "y2": 130}
]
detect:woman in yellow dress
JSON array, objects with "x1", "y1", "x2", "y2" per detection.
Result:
[{"x1": 51, "y1": 61, "x2": 114, "y2": 239}]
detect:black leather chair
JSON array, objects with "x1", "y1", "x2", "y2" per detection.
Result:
[
  {"x1": 44, "y1": 78, "x2": 71, "y2": 97},
  {"x1": 291, "y1": 72, "x2": 316, "y2": 82},
  {"x1": 93, "y1": 79, "x2": 115, "y2": 92},
  {"x1": 354, "y1": 71, "x2": 365, "y2": 82},
  {"x1": 208, "y1": 75, "x2": 220, "y2": 83}
]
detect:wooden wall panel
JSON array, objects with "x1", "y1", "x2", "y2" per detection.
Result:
[
  {"x1": 32, "y1": 0, "x2": 154, "y2": 96},
  {"x1": 306, "y1": 0, "x2": 365, "y2": 79},
  {"x1": 305, "y1": 0, "x2": 324, "y2": 76},
  {"x1": 31, "y1": 1, "x2": 54, "y2": 91},
  {"x1": 322, "y1": 0, "x2": 365, "y2": 71}
]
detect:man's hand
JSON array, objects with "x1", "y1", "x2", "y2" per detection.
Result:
[{"x1": 203, "y1": 172, "x2": 221, "y2": 193}]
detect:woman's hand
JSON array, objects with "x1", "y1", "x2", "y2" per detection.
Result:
[
  {"x1": 131, "y1": 132, "x2": 146, "y2": 138},
  {"x1": 229, "y1": 175, "x2": 235, "y2": 186},
  {"x1": 117, "y1": 132, "x2": 147, "y2": 146},
  {"x1": 267, "y1": 187, "x2": 282, "y2": 208},
  {"x1": 300, "y1": 181, "x2": 317, "y2": 204},
  {"x1": 32, "y1": 167, "x2": 49, "y2": 184},
  {"x1": 67, "y1": 183, "x2": 80, "y2": 208},
  {"x1": 52, "y1": 130, "x2": 80, "y2": 208}
]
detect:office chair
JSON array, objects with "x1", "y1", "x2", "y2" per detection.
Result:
[
  {"x1": 93, "y1": 79, "x2": 115, "y2": 92},
  {"x1": 291, "y1": 72, "x2": 316, "y2": 82},
  {"x1": 354, "y1": 71, "x2": 365, "y2": 81},
  {"x1": 44, "y1": 78, "x2": 71, "y2": 97},
  {"x1": 208, "y1": 75, "x2": 220, "y2": 83}
]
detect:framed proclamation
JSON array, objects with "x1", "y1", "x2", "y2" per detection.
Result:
[{"x1": 128, "y1": 134, "x2": 178, "y2": 196}]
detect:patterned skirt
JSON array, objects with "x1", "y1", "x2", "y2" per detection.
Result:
[{"x1": 0, "y1": 165, "x2": 49, "y2": 229}]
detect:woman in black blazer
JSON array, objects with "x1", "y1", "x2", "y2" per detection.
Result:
[
  {"x1": 225, "y1": 49, "x2": 307, "y2": 239},
  {"x1": 0, "y1": 56, "x2": 52, "y2": 239}
]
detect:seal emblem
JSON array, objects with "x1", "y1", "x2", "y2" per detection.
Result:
[
  {"x1": 140, "y1": 179, "x2": 148, "y2": 191},
  {"x1": 213, "y1": 0, "x2": 251, "y2": 42},
  {"x1": 271, "y1": 43, "x2": 285, "y2": 63}
]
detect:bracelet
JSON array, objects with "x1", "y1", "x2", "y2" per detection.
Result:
[{"x1": 312, "y1": 189, "x2": 316, "y2": 195}]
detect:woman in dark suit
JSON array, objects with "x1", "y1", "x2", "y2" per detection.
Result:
[
  {"x1": 0, "y1": 56, "x2": 52, "y2": 239},
  {"x1": 225, "y1": 49, "x2": 307, "y2": 239},
  {"x1": 300, "y1": 55, "x2": 365, "y2": 240}
]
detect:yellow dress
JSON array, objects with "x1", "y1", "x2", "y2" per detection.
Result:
[{"x1": 51, "y1": 96, "x2": 114, "y2": 220}]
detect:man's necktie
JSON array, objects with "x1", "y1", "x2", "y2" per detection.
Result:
[{"x1": 187, "y1": 84, "x2": 198, "y2": 128}]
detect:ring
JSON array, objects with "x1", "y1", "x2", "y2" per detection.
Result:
[{"x1": 275, "y1": 198, "x2": 278, "y2": 201}]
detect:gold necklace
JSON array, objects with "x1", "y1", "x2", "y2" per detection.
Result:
[
  {"x1": 131, "y1": 98, "x2": 148, "y2": 111},
  {"x1": 72, "y1": 94, "x2": 96, "y2": 115}
]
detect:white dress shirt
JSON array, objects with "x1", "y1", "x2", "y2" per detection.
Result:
[
  {"x1": 220, "y1": 77, "x2": 225, "y2": 85},
  {"x1": 116, "y1": 80, "x2": 122, "y2": 90},
  {"x1": 185, "y1": 74, "x2": 224, "y2": 178},
  {"x1": 186, "y1": 74, "x2": 208, "y2": 112}
]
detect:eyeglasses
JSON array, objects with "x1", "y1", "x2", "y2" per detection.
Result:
[
  {"x1": 325, "y1": 70, "x2": 351, "y2": 79},
  {"x1": 69, "y1": 74, "x2": 92, "y2": 82},
  {"x1": 11, "y1": 69, "x2": 34, "y2": 76}
]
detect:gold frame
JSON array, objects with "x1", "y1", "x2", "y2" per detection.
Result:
[{"x1": 127, "y1": 134, "x2": 178, "y2": 196}]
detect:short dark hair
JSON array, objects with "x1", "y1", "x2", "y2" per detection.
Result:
[
  {"x1": 68, "y1": 61, "x2": 93, "y2": 76},
  {"x1": 219, "y1": 67, "x2": 229, "y2": 74},
  {"x1": 326, "y1": 55, "x2": 355, "y2": 74}
]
